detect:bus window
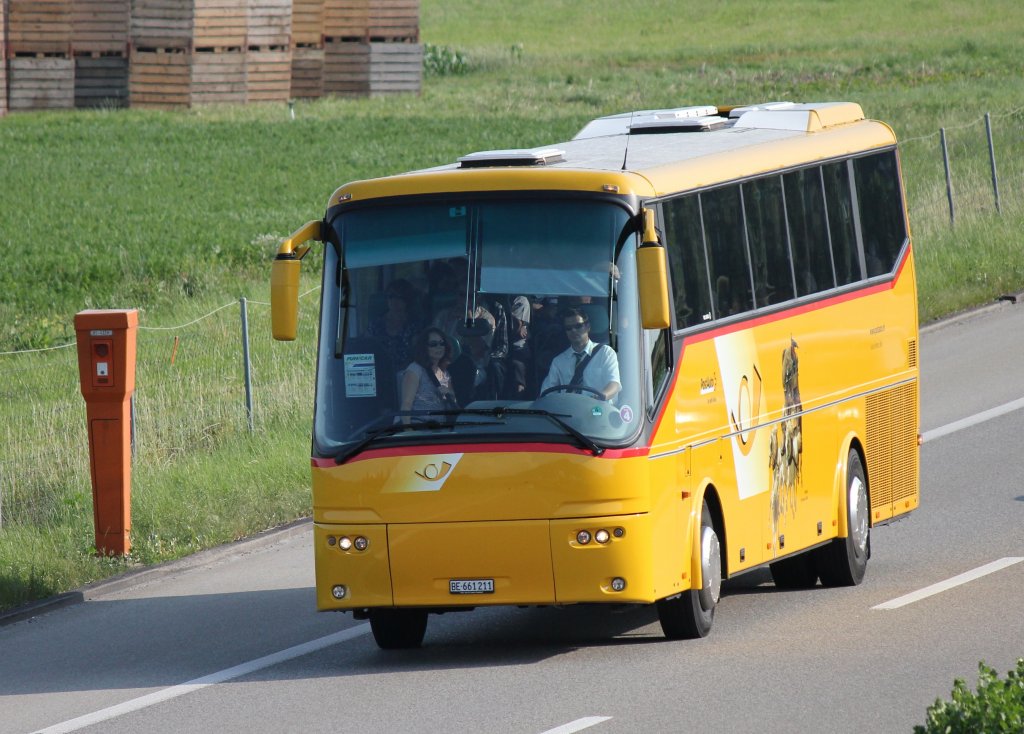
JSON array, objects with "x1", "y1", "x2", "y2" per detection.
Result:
[
  {"x1": 784, "y1": 167, "x2": 834, "y2": 296},
  {"x1": 702, "y1": 185, "x2": 754, "y2": 317},
  {"x1": 744, "y1": 175, "x2": 795, "y2": 307},
  {"x1": 662, "y1": 194, "x2": 713, "y2": 327},
  {"x1": 854, "y1": 151, "x2": 907, "y2": 277},
  {"x1": 823, "y1": 161, "x2": 862, "y2": 286}
]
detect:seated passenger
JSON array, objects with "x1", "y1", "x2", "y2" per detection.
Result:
[
  {"x1": 400, "y1": 327, "x2": 456, "y2": 423},
  {"x1": 540, "y1": 307, "x2": 620, "y2": 401},
  {"x1": 450, "y1": 319, "x2": 504, "y2": 406}
]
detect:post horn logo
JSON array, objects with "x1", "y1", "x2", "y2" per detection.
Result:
[{"x1": 415, "y1": 461, "x2": 453, "y2": 482}]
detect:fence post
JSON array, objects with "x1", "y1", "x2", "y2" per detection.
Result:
[
  {"x1": 940, "y1": 127, "x2": 955, "y2": 227},
  {"x1": 985, "y1": 112, "x2": 1002, "y2": 215},
  {"x1": 240, "y1": 297, "x2": 254, "y2": 433}
]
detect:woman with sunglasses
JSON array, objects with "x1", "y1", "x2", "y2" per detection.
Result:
[{"x1": 400, "y1": 327, "x2": 457, "y2": 423}]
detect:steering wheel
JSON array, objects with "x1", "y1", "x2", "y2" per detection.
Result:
[{"x1": 538, "y1": 384, "x2": 606, "y2": 400}]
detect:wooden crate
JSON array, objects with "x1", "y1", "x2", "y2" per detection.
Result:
[
  {"x1": 129, "y1": 48, "x2": 191, "y2": 108},
  {"x1": 323, "y1": 40, "x2": 367, "y2": 96},
  {"x1": 74, "y1": 54, "x2": 129, "y2": 108},
  {"x1": 8, "y1": 0, "x2": 72, "y2": 55},
  {"x1": 290, "y1": 45, "x2": 323, "y2": 99},
  {"x1": 72, "y1": 0, "x2": 129, "y2": 54},
  {"x1": 194, "y1": 0, "x2": 247, "y2": 49},
  {"x1": 8, "y1": 56, "x2": 75, "y2": 110},
  {"x1": 191, "y1": 48, "x2": 246, "y2": 104},
  {"x1": 132, "y1": 0, "x2": 250, "y2": 50},
  {"x1": 131, "y1": 0, "x2": 193, "y2": 49},
  {"x1": 0, "y1": 4, "x2": 6, "y2": 115},
  {"x1": 247, "y1": 0, "x2": 291, "y2": 48},
  {"x1": 291, "y1": 0, "x2": 324, "y2": 46},
  {"x1": 323, "y1": 0, "x2": 367, "y2": 41},
  {"x1": 246, "y1": 46, "x2": 291, "y2": 102},
  {"x1": 1, "y1": 48, "x2": 7, "y2": 117},
  {"x1": 368, "y1": 0, "x2": 417, "y2": 41},
  {"x1": 368, "y1": 41, "x2": 420, "y2": 95}
]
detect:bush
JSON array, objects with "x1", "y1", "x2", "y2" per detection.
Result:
[
  {"x1": 914, "y1": 659, "x2": 1024, "y2": 734},
  {"x1": 423, "y1": 43, "x2": 469, "y2": 76}
]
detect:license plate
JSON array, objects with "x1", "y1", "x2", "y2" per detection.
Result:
[{"x1": 449, "y1": 579, "x2": 495, "y2": 594}]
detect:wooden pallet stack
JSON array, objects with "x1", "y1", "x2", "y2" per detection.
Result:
[
  {"x1": 246, "y1": 0, "x2": 291, "y2": 103},
  {"x1": 72, "y1": 0, "x2": 130, "y2": 108},
  {"x1": 321, "y1": 0, "x2": 420, "y2": 98},
  {"x1": 6, "y1": 1, "x2": 74, "y2": 111},
  {"x1": 1, "y1": 1, "x2": 7, "y2": 117},
  {"x1": 290, "y1": 0, "x2": 324, "y2": 98},
  {"x1": 130, "y1": 0, "x2": 249, "y2": 108}
]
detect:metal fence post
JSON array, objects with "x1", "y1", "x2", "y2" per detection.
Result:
[
  {"x1": 240, "y1": 297, "x2": 254, "y2": 433},
  {"x1": 985, "y1": 112, "x2": 1002, "y2": 215},
  {"x1": 940, "y1": 127, "x2": 955, "y2": 227}
]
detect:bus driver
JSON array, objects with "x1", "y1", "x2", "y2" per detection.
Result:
[{"x1": 540, "y1": 307, "x2": 621, "y2": 401}]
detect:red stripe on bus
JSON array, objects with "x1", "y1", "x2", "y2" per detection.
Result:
[{"x1": 311, "y1": 442, "x2": 650, "y2": 467}]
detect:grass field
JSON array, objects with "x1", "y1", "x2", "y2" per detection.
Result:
[{"x1": 1, "y1": 0, "x2": 1023, "y2": 610}]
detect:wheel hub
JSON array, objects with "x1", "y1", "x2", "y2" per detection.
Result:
[
  {"x1": 699, "y1": 525, "x2": 722, "y2": 611},
  {"x1": 849, "y1": 475, "x2": 868, "y2": 555}
]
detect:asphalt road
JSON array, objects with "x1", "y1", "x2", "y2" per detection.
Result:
[{"x1": 2, "y1": 303, "x2": 1023, "y2": 734}]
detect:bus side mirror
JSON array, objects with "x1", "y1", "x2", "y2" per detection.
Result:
[
  {"x1": 271, "y1": 220, "x2": 322, "y2": 341},
  {"x1": 637, "y1": 209, "x2": 671, "y2": 330}
]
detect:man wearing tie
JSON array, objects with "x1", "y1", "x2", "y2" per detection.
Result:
[{"x1": 540, "y1": 306, "x2": 620, "y2": 401}]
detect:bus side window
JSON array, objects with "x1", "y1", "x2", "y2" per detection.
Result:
[
  {"x1": 744, "y1": 175, "x2": 795, "y2": 307},
  {"x1": 784, "y1": 167, "x2": 835, "y2": 296},
  {"x1": 663, "y1": 195, "x2": 713, "y2": 328},
  {"x1": 823, "y1": 161, "x2": 862, "y2": 286},
  {"x1": 854, "y1": 151, "x2": 907, "y2": 277},
  {"x1": 702, "y1": 185, "x2": 754, "y2": 317}
]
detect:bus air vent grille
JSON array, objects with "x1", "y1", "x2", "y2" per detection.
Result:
[
  {"x1": 865, "y1": 382, "x2": 919, "y2": 513},
  {"x1": 907, "y1": 339, "x2": 918, "y2": 368}
]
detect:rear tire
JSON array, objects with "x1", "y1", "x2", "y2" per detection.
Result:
[
  {"x1": 770, "y1": 552, "x2": 819, "y2": 589},
  {"x1": 657, "y1": 500, "x2": 721, "y2": 639},
  {"x1": 817, "y1": 448, "x2": 870, "y2": 587},
  {"x1": 369, "y1": 609, "x2": 429, "y2": 649}
]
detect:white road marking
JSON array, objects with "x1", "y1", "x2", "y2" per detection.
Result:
[
  {"x1": 872, "y1": 557, "x2": 1024, "y2": 610},
  {"x1": 540, "y1": 717, "x2": 613, "y2": 734},
  {"x1": 35, "y1": 624, "x2": 371, "y2": 734},
  {"x1": 922, "y1": 397, "x2": 1024, "y2": 443}
]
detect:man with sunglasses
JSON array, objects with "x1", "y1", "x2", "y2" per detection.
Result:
[{"x1": 539, "y1": 306, "x2": 620, "y2": 401}]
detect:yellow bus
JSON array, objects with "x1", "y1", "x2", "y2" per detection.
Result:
[{"x1": 272, "y1": 101, "x2": 919, "y2": 648}]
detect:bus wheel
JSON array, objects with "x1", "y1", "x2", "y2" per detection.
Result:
[
  {"x1": 369, "y1": 609, "x2": 429, "y2": 649},
  {"x1": 770, "y1": 552, "x2": 819, "y2": 589},
  {"x1": 657, "y1": 500, "x2": 720, "y2": 639},
  {"x1": 817, "y1": 448, "x2": 869, "y2": 587}
]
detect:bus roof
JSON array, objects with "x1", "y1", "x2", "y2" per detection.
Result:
[{"x1": 329, "y1": 102, "x2": 898, "y2": 205}]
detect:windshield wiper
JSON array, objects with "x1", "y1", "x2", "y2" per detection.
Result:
[
  {"x1": 457, "y1": 407, "x2": 605, "y2": 456},
  {"x1": 331, "y1": 415, "x2": 503, "y2": 465}
]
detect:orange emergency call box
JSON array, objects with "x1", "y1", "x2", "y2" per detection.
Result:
[{"x1": 74, "y1": 309, "x2": 139, "y2": 556}]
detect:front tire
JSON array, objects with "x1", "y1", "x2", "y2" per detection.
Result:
[
  {"x1": 817, "y1": 448, "x2": 870, "y2": 586},
  {"x1": 657, "y1": 500, "x2": 721, "y2": 639},
  {"x1": 369, "y1": 609, "x2": 429, "y2": 649}
]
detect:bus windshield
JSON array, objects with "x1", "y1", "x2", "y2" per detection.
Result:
[{"x1": 313, "y1": 197, "x2": 645, "y2": 459}]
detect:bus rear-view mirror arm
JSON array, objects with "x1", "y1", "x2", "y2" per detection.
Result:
[
  {"x1": 271, "y1": 220, "x2": 322, "y2": 341},
  {"x1": 637, "y1": 208, "x2": 671, "y2": 330}
]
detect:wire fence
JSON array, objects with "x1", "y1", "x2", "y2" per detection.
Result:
[
  {"x1": 1, "y1": 107, "x2": 1022, "y2": 532},
  {"x1": 0, "y1": 287, "x2": 321, "y2": 530}
]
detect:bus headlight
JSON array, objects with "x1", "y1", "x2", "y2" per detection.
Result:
[
  {"x1": 339, "y1": 537, "x2": 353, "y2": 551},
  {"x1": 353, "y1": 536, "x2": 369, "y2": 551},
  {"x1": 331, "y1": 584, "x2": 348, "y2": 599},
  {"x1": 595, "y1": 529, "x2": 611, "y2": 544},
  {"x1": 610, "y1": 578, "x2": 627, "y2": 592},
  {"x1": 576, "y1": 530, "x2": 592, "y2": 545}
]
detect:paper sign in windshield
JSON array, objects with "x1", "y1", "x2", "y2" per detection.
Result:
[{"x1": 344, "y1": 353, "x2": 377, "y2": 397}]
